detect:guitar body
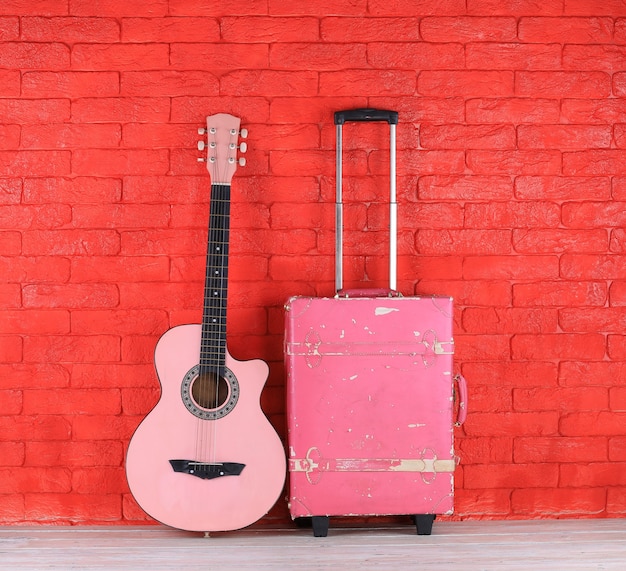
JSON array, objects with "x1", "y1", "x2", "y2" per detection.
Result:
[{"x1": 126, "y1": 324, "x2": 286, "y2": 532}]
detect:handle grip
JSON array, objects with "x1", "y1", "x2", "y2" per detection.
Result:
[
  {"x1": 334, "y1": 108, "x2": 399, "y2": 125},
  {"x1": 454, "y1": 374, "x2": 468, "y2": 427},
  {"x1": 336, "y1": 288, "x2": 401, "y2": 299}
]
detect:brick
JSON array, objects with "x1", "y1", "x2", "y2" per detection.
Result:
[
  {"x1": 559, "y1": 361, "x2": 626, "y2": 387},
  {"x1": 608, "y1": 334, "x2": 626, "y2": 359},
  {"x1": 369, "y1": 0, "x2": 465, "y2": 15},
  {"x1": 0, "y1": 150, "x2": 70, "y2": 177},
  {"x1": 464, "y1": 462, "x2": 559, "y2": 488},
  {"x1": 0, "y1": 232, "x2": 20, "y2": 256},
  {"x1": 511, "y1": 333, "x2": 605, "y2": 360},
  {"x1": 564, "y1": 45, "x2": 626, "y2": 72},
  {"x1": 465, "y1": 202, "x2": 560, "y2": 228},
  {"x1": 22, "y1": 123, "x2": 121, "y2": 149},
  {"x1": 271, "y1": 43, "x2": 366, "y2": 70},
  {"x1": 320, "y1": 70, "x2": 416, "y2": 96},
  {"x1": 22, "y1": 17, "x2": 120, "y2": 42},
  {"x1": 372, "y1": 96, "x2": 466, "y2": 123},
  {"x1": 246, "y1": 125, "x2": 321, "y2": 152},
  {"x1": 564, "y1": 201, "x2": 626, "y2": 228},
  {"x1": 72, "y1": 43, "x2": 169, "y2": 70},
  {"x1": 72, "y1": 97, "x2": 170, "y2": 123},
  {"x1": 1, "y1": 389, "x2": 21, "y2": 415},
  {"x1": 561, "y1": 254, "x2": 626, "y2": 279},
  {"x1": 0, "y1": 468, "x2": 71, "y2": 494},
  {"x1": 468, "y1": 0, "x2": 563, "y2": 16},
  {"x1": 607, "y1": 488, "x2": 626, "y2": 515},
  {"x1": 23, "y1": 335, "x2": 121, "y2": 364},
  {"x1": 222, "y1": 70, "x2": 318, "y2": 96},
  {"x1": 385, "y1": 202, "x2": 464, "y2": 230},
  {"x1": 0, "y1": 363, "x2": 69, "y2": 390},
  {"x1": 73, "y1": 467, "x2": 127, "y2": 494},
  {"x1": 72, "y1": 204, "x2": 170, "y2": 229},
  {"x1": 121, "y1": 229, "x2": 204, "y2": 256},
  {"x1": 419, "y1": 71, "x2": 513, "y2": 97},
  {"x1": 458, "y1": 437, "x2": 513, "y2": 464},
  {"x1": 513, "y1": 229, "x2": 608, "y2": 254},
  {"x1": 71, "y1": 0, "x2": 168, "y2": 16},
  {"x1": 514, "y1": 281, "x2": 607, "y2": 307},
  {"x1": 24, "y1": 177, "x2": 121, "y2": 204},
  {"x1": 0, "y1": 415, "x2": 71, "y2": 441},
  {"x1": 519, "y1": 17, "x2": 613, "y2": 43},
  {"x1": 232, "y1": 229, "x2": 317, "y2": 255},
  {"x1": 0, "y1": 283, "x2": 20, "y2": 309},
  {"x1": 396, "y1": 150, "x2": 465, "y2": 176},
  {"x1": 0, "y1": 125, "x2": 20, "y2": 150},
  {"x1": 516, "y1": 71, "x2": 610, "y2": 98},
  {"x1": 464, "y1": 255, "x2": 559, "y2": 280},
  {"x1": 72, "y1": 149, "x2": 169, "y2": 176},
  {"x1": 0, "y1": 310, "x2": 70, "y2": 335},
  {"x1": 610, "y1": 228, "x2": 626, "y2": 253},
  {"x1": 170, "y1": 43, "x2": 268, "y2": 70},
  {"x1": 617, "y1": 19, "x2": 626, "y2": 44},
  {"x1": 566, "y1": 0, "x2": 626, "y2": 16},
  {"x1": 421, "y1": 124, "x2": 515, "y2": 150},
  {"x1": 467, "y1": 43, "x2": 561, "y2": 70},
  {"x1": 25, "y1": 441, "x2": 123, "y2": 467},
  {"x1": 22, "y1": 230, "x2": 120, "y2": 256},
  {"x1": 23, "y1": 389, "x2": 121, "y2": 415},
  {"x1": 72, "y1": 310, "x2": 168, "y2": 336},
  {"x1": 122, "y1": 17, "x2": 219, "y2": 42},
  {"x1": 560, "y1": 462, "x2": 626, "y2": 486},
  {"x1": 0, "y1": 16, "x2": 18, "y2": 39},
  {"x1": 454, "y1": 333, "x2": 510, "y2": 361},
  {"x1": 0, "y1": 70, "x2": 19, "y2": 96},
  {"x1": 560, "y1": 307, "x2": 626, "y2": 333},
  {"x1": 463, "y1": 361, "x2": 558, "y2": 387},
  {"x1": 515, "y1": 387, "x2": 608, "y2": 412},
  {"x1": 0, "y1": 204, "x2": 70, "y2": 229},
  {"x1": 418, "y1": 175, "x2": 513, "y2": 201},
  {"x1": 0, "y1": 179, "x2": 21, "y2": 204},
  {"x1": 467, "y1": 150, "x2": 561, "y2": 175},
  {"x1": 0, "y1": 442, "x2": 24, "y2": 467},
  {"x1": 368, "y1": 42, "x2": 464, "y2": 70},
  {"x1": 417, "y1": 279, "x2": 512, "y2": 306},
  {"x1": 463, "y1": 307, "x2": 557, "y2": 334},
  {"x1": 416, "y1": 229, "x2": 512, "y2": 255},
  {"x1": 609, "y1": 437, "x2": 626, "y2": 460},
  {"x1": 118, "y1": 282, "x2": 200, "y2": 310},
  {"x1": 466, "y1": 97, "x2": 560, "y2": 124},
  {"x1": 512, "y1": 487, "x2": 607, "y2": 516},
  {"x1": 515, "y1": 176, "x2": 610, "y2": 201},
  {"x1": 70, "y1": 256, "x2": 168, "y2": 283},
  {"x1": 121, "y1": 387, "x2": 160, "y2": 416},
  {"x1": 562, "y1": 99, "x2": 626, "y2": 124},
  {"x1": 120, "y1": 70, "x2": 218, "y2": 96},
  {"x1": 518, "y1": 125, "x2": 611, "y2": 150},
  {"x1": 514, "y1": 436, "x2": 608, "y2": 463},
  {"x1": 0, "y1": 0, "x2": 68, "y2": 15},
  {"x1": 610, "y1": 387, "x2": 626, "y2": 412},
  {"x1": 0, "y1": 42, "x2": 69, "y2": 69},
  {"x1": 24, "y1": 493, "x2": 122, "y2": 522},
  {"x1": 71, "y1": 363, "x2": 155, "y2": 389},
  {"x1": 565, "y1": 150, "x2": 626, "y2": 176},
  {"x1": 421, "y1": 16, "x2": 516, "y2": 41},
  {"x1": 172, "y1": 96, "x2": 270, "y2": 124},
  {"x1": 610, "y1": 283, "x2": 626, "y2": 307},
  {"x1": 454, "y1": 489, "x2": 512, "y2": 516},
  {"x1": 613, "y1": 73, "x2": 626, "y2": 97},
  {"x1": 321, "y1": 17, "x2": 419, "y2": 41}
]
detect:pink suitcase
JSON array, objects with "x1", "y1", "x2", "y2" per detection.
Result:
[{"x1": 284, "y1": 109, "x2": 467, "y2": 537}]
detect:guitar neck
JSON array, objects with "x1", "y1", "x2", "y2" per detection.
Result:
[{"x1": 200, "y1": 182, "x2": 231, "y2": 374}]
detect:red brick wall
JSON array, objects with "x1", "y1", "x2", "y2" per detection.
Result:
[{"x1": 2, "y1": 0, "x2": 626, "y2": 524}]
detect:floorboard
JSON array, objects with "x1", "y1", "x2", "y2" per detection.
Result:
[{"x1": 1, "y1": 519, "x2": 625, "y2": 570}]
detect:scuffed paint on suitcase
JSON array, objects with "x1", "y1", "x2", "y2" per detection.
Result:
[{"x1": 285, "y1": 293, "x2": 457, "y2": 519}]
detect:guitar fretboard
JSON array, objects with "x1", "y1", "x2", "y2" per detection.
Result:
[{"x1": 200, "y1": 183, "x2": 231, "y2": 375}]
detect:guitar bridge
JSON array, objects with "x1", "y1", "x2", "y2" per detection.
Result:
[{"x1": 169, "y1": 459, "x2": 245, "y2": 480}]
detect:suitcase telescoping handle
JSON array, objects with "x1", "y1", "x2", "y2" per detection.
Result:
[{"x1": 334, "y1": 108, "x2": 399, "y2": 294}]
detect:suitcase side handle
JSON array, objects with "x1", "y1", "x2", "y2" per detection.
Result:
[
  {"x1": 454, "y1": 374, "x2": 468, "y2": 427},
  {"x1": 334, "y1": 108, "x2": 399, "y2": 125},
  {"x1": 336, "y1": 288, "x2": 401, "y2": 298}
]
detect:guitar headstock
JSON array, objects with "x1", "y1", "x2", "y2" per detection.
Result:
[{"x1": 198, "y1": 113, "x2": 248, "y2": 185}]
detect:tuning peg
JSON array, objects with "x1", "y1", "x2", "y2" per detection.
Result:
[
  {"x1": 198, "y1": 127, "x2": 206, "y2": 135},
  {"x1": 240, "y1": 128, "x2": 248, "y2": 138},
  {"x1": 238, "y1": 157, "x2": 246, "y2": 166},
  {"x1": 239, "y1": 142, "x2": 248, "y2": 153},
  {"x1": 197, "y1": 141, "x2": 205, "y2": 151}
]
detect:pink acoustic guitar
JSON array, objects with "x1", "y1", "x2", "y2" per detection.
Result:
[{"x1": 126, "y1": 113, "x2": 286, "y2": 533}]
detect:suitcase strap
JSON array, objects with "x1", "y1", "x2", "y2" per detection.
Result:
[{"x1": 290, "y1": 446, "x2": 456, "y2": 485}]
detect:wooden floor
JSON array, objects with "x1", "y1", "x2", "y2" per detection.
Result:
[{"x1": 1, "y1": 519, "x2": 625, "y2": 570}]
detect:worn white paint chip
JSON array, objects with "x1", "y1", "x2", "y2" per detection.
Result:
[{"x1": 375, "y1": 307, "x2": 400, "y2": 316}]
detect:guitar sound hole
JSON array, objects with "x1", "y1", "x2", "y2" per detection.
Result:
[{"x1": 191, "y1": 372, "x2": 229, "y2": 410}]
